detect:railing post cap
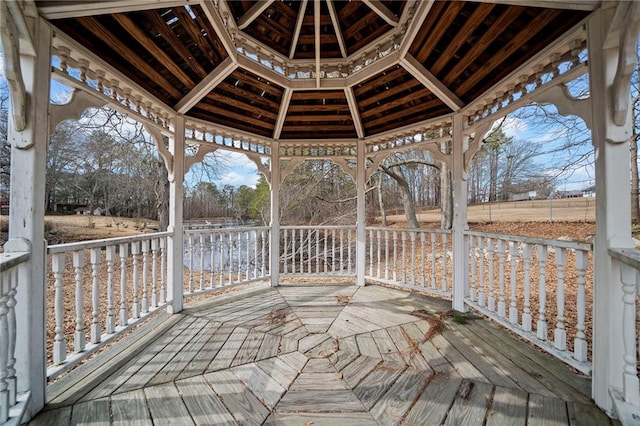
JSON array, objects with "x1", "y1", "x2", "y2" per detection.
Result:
[{"x1": 4, "y1": 238, "x2": 31, "y2": 252}]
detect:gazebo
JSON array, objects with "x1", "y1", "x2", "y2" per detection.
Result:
[{"x1": 2, "y1": 0, "x2": 640, "y2": 423}]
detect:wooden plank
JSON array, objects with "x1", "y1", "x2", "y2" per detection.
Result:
[
  {"x1": 206, "y1": 327, "x2": 250, "y2": 371},
  {"x1": 231, "y1": 363, "x2": 286, "y2": 409},
  {"x1": 298, "y1": 333, "x2": 331, "y2": 353},
  {"x1": 527, "y1": 394, "x2": 569, "y2": 426},
  {"x1": 289, "y1": 372, "x2": 349, "y2": 391},
  {"x1": 256, "y1": 356, "x2": 300, "y2": 389},
  {"x1": 472, "y1": 319, "x2": 592, "y2": 402},
  {"x1": 303, "y1": 357, "x2": 335, "y2": 373},
  {"x1": 353, "y1": 365, "x2": 404, "y2": 409},
  {"x1": 231, "y1": 329, "x2": 266, "y2": 366},
  {"x1": 255, "y1": 332, "x2": 281, "y2": 360},
  {"x1": 70, "y1": 398, "x2": 111, "y2": 426},
  {"x1": 111, "y1": 389, "x2": 153, "y2": 426},
  {"x1": 567, "y1": 401, "x2": 612, "y2": 426},
  {"x1": 445, "y1": 380, "x2": 494, "y2": 425},
  {"x1": 446, "y1": 322, "x2": 554, "y2": 396},
  {"x1": 305, "y1": 336, "x2": 339, "y2": 358},
  {"x1": 439, "y1": 330, "x2": 513, "y2": 387},
  {"x1": 405, "y1": 373, "x2": 462, "y2": 425},
  {"x1": 28, "y1": 406, "x2": 72, "y2": 426},
  {"x1": 371, "y1": 328, "x2": 406, "y2": 368},
  {"x1": 340, "y1": 355, "x2": 382, "y2": 388},
  {"x1": 144, "y1": 382, "x2": 195, "y2": 425},
  {"x1": 268, "y1": 412, "x2": 378, "y2": 425},
  {"x1": 485, "y1": 386, "x2": 527, "y2": 426},
  {"x1": 147, "y1": 318, "x2": 218, "y2": 385},
  {"x1": 176, "y1": 322, "x2": 234, "y2": 380},
  {"x1": 371, "y1": 369, "x2": 429, "y2": 425},
  {"x1": 332, "y1": 336, "x2": 360, "y2": 370},
  {"x1": 278, "y1": 336, "x2": 299, "y2": 354},
  {"x1": 204, "y1": 370, "x2": 270, "y2": 426},
  {"x1": 279, "y1": 351, "x2": 308, "y2": 372},
  {"x1": 356, "y1": 334, "x2": 382, "y2": 359},
  {"x1": 277, "y1": 390, "x2": 367, "y2": 413},
  {"x1": 175, "y1": 376, "x2": 236, "y2": 425}
]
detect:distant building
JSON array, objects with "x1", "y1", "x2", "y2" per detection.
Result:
[
  {"x1": 555, "y1": 190, "x2": 583, "y2": 199},
  {"x1": 582, "y1": 186, "x2": 596, "y2": 197},
  {"x1": 510, "y1": 191, "x2": 537, "y2": 201}
]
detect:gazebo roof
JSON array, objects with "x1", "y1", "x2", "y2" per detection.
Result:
[{"x1": 38, "y1": 1, "x2": 595, "y2": 148}]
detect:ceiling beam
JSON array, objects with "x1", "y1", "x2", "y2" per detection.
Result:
[
  {"x1": 314, "y1": 0, "x2": 321, "y2": 88},
  {"x1": 363, "y1": 0, "x2": 399, "y2": 27},
  {"x1": 38, "y1": 0, "x2": 186, "y2": 19},
  {"x1": 200, "y1": 1, "x2": 238, "y2": 61},
  {"x1": 466, "y1": 0, "x2": 599, "y2": 11},
  {"x1": 345, "y1": 88, "x2": 365, "y2": 139},
  {"x1": 236, "y1": 55, "x2": 291, "y2": 88},
  {"x1": 327, "y1": 0, "x2": 347, "y2": 58},
  {"x1": 274, "y1": 88, "x2": 293, "y2": 140},
  {"x1": 237, "y1": 0, "x2": 275, "y2": 30},
  {"x1": 399, "y1": 0, "x2": 435, "y2": 58},
  {"x1": 174, "y1": 56, "x2": 236, "y2": 114},
  {"x1": 400, "y1": 54, "x2": 464, "y2": 112},
  {"x1": 289, "y1": 0, "x2": 308, "y2": 59}
]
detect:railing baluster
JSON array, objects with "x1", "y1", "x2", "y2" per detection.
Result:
[
  {"x1": 0, "y1": 275, "x2": 8, "y2": 423},
  {"x1": 536, "y1": 245, "x2": 548, "y2": 340},
  {"x1": 554, "y1": 247, "x2": 567, "y2": 350},
  {"x1": 323, "y1": 229, "x2": 328, "y2": 274},
  {"x1": 369, "y1": 229, "x2": 374, "y2": 276},
  {"x1": 73, "y1": 251, "x2": 86, "y2": 352},
  {"x1": 332, "y1": 229, "x2": 336, "y2": 273},
  {"x1": 392, "y1": 231, "x2": 398, "y2": 282},
  {"x1": 291, "y1": 229, "x2": 296, "y2": 274},
  {"x1": 238, "y1": 231, "x2": 243, "y2": 282},
  {"x1": 420, "y1": 232, "x2": 426, "y2": 287},
  {"x1": 619, "y1": 262, "x2": 640, "y2": 404},
  {"x1": 574, "y1": 250, "x2": 588, "y2": 362},
  {"x1": 478, "y1": 236, "x2": 485, "y2": 307},
  {"x1": 141, "y1": 240, "x2": 149, "y2": 313},
  {"x1": 209, "y1": 233, "x2": 215, "y2": 287},
  {"x1": 430, "y1": 233, "x2": 437, "y2": 290},
  {"x1": 151, "y1": 240, "x2": 159, "y2": 308},
  {"x1": 284, "y1": 229, "x2": 289, "y2": 274},
  {"x1": 52, "y1": 253, "x2": 67, "y2": 364},
  {"x1": 262, "y1": 229, "x2": 267, "y2": 275},
  {"x1": 131, "y1": 242, "x2": 140, "y2": 319},
  {"x1": 384, "y1": 230, "x2": 389, "y2": 280},
  {"x1": 509, "y1": 242, "x2": 518, "y2": 324},
  {"x1": 188, "y1": 233, "x2": 194, "y2": 293},
  {"x1": 160, "y1": 238, "x2": 166, "y2": 304},
  {"x1": 119, "y1": 244, "x2": 128, "y2": 327},
  {"x1": 300, "y1": 229, "x2": 305, "y2": 273},
  {"x1": 90, "y1": 248, "x2": 101, "y2": 344},
  {"x1": 378, "y1": 230, "x2": 383, "y2": 279},
  {"x1": 410, "y1": 231, "x2": 417, "y2": 286},
  {"x1": 469, "y1": 236, "x2": 476, "y2": 301},
  {"x1": 487, "y1": 238, "x2": 494, "y2": 312},
  {"x1": 6, "y1": 268, "x2": 17, "y2": 407},
  {"x1": 340, "y1": 229, "x2": 345, "y2": 272},
  {"x1": 105, "y1": 246, "x2": 116, "y2": 333},
  {"x1": 522, "y1": 243, "x2": 532, "y2": 331},
  {"x1": 219, "y1": 231, "x2": 225, "y2": 287},
  {"x1": 199, "y1": 234, "x2": 205, "y2": 291},
  {"x1": 254, "y1": 230, "x2": 259, "y2": 279},
  {"x1": 441, "y1": 233, "x2": 448, "y2": 293},
  {"x1": 497, "y1": 239, "x2": 506, "y2": 318},
  {"x1": 401, "y1": 231, "x2": 407, "y2": 283}
]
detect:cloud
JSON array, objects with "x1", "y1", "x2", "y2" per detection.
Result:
[
  {"x1": 493, "y1": 116, "x2": 528, "y2": 139},
  {"x1": 219, "y1": 169, "x2": 259, "y2": 188}
]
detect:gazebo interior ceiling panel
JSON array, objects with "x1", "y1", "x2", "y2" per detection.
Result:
[{"x1": 48, "y1": 1, "x2": 590, "y2": 141}]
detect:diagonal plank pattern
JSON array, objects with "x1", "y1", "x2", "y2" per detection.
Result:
[{"x1": 32, "y1": 284, "x2": 611, "y2": 425}]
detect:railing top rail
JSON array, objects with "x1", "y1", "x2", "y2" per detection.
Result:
[
  {"x1": 184, "y1": 226, "x2": 270, "y2": 234},
  {"x1": 464, "y1": 230, "x2": 592, "y2": 251},
  {"x1": 608, "y1": 247, "x2": 640, "y2": 271},
  {"x1": 366, "y1": 226, "x2": 452, "y2": 234},
  {"x1": 0, "y1": 251, "x2": 30, "y2": 272},
  {"x1": 47, "y1": 231, "x2": 172, "y2": 254},
  {"x1": 280, "y1": 225, "x2": 356, "y2": 230}
]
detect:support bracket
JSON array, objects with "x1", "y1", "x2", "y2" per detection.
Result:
[
  {"x1": 279, "y1": 158, "x2": 305, "y2": 184},
  {"x1": 145, "y1": 124, "x2": 174, "y2": 182},
  {"x1": 246, "y1": 153, "x2": 271, "y2": 183},
  {"x1": 463, "y1": 120, "x2": 493, "y2": 178},
  {"x1": 49, "y1": 89, "x2": 104, "y2": 134},
  {"x1": 184, "y1": 144, "x2": 218, "y2": 174},
  {"x1": 535, "y1": 84, "x2": 592, "y2": 129},
  {"x1": 0, "y1": 1, "x2": 28, "y2": 134}
]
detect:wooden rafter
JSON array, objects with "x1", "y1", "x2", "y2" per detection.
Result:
[
  {"x1": 399, "y1": 0, "x2": 435, "y2": 58},
  {"x1": 38, "y1": 0, "x2": 186, "y2": 19},
  {"x1": 175, "y1": 57, "x2": 236, "y2": 114},
  {"x1": 327, "y1": 0, "x2": 347, "y2": 58},
  {"x1": 274, "y1": 88, "x2": 293, "y2": 140},
  {"x1": 237, "y1": 0, "x2": 275, "y2": 30},
  {"x1": 400, "y1": 54, "x2": 464, "y2": 111},
  {"x1": 314, "y1": 0, "x2": 321, "y2": 88},
  {"x1": 289, "y1": 0, "x2": 308, "y2": 59},
  {"x1": 362, "y1": 0, "x2": 398, "y2": 27},
  {"x1": 345, "y1": 87, "x2": 365, "y2": 138}
]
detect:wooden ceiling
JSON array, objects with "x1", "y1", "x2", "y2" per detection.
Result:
[{"x1": 48, "y1": 1, "x2": 590, "y2": 141}]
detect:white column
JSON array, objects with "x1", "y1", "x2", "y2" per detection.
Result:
[
  {"x1": 4, "y1": 17, "x2": 51, "y2": 419},
  {"x1": 356, "y1": 141, "x2": 366, "y2": 286},
  {"x1": 588, "y1": 9, "x2": 636, "y2": 413},
  {"x1": 167, "y1": 116, "x2": 185, "y2": 313},
  {"x1": 451, "y1": 114, "x2": 468, "y2": 312},
  {"x1": 269, "y1": 141, "x2": 280, "y2": 287}
]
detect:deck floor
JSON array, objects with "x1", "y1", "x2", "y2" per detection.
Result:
[{"x1": 31, "y1": 283, "x2": 611, "y2": 425}]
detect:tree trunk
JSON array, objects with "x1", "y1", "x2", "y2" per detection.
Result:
[
  {"x1": 380, "y1": 166, "x2": 419, "y2": 228},
  {"x1": 440, "y1": 161, "x2": 453, "y2": 230},
  {"x1": 156, "y1": 159, "x2": 169, "y2": 231},
  {"x1": 377, "y1": 174, "x2": 387, "y2": 226}
]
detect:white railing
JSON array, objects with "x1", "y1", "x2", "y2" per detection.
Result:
[
  {"x1": 365, "y1": 227, "x2": 453, "y2": 296},
  {"x1": 184, "y1": 227, "x2": 270, "y2": 296},
  {"x1": 46, "y1": 232, "x2": 170, "y2": 379},
  {"x1": 608, "y1": 247, "x2": 640, "y2": 423},
  {"x1": 280, "y1": 226, "x2": 356, "y2": 277},
  {"x1": 0, "y1": 251, "x2": 29, "y2": 423},
  {"x1": 464, "y1": 231, "x2": 592, "y2": 373}
]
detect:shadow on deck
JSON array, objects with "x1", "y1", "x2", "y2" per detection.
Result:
[{"x1": 31, "y1": 283, "x2": 610, "y2": 425}]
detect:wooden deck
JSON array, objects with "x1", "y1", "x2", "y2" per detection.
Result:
[{"x1": 30, "y1": 283, "x2": 612, "y2": 425}]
